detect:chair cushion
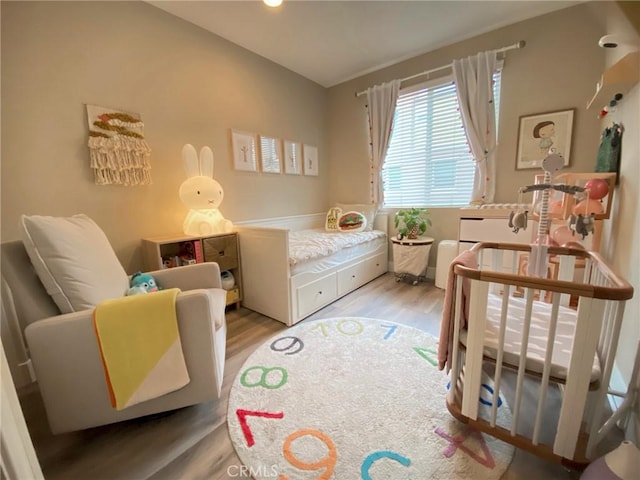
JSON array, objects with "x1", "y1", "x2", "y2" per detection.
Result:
[{"x1": 19, "y1": 214, "x2": 129, "y2": 313}]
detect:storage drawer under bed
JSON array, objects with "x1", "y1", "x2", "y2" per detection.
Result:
[
  {"x1": 337, "y1": 252, "x2": 386, "y2": 296},
  {"x1": 296, "y1": 274, "x2": 338, "y2": 319}
]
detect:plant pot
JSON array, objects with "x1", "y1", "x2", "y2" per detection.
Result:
[{"x1": 407, "y1": 225, "x2": 420, "y2": 239}]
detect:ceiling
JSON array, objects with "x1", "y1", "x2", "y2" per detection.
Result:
[{"x1": 148, "y1": 1, "x2": 581, "y2": 88}]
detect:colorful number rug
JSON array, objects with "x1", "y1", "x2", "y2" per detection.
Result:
[{"x1": 228, "y1": 317, "x2": 514, "y2": 479}]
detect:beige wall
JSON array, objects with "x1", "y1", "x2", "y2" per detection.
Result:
[
  {"x1": 593, "y1": 1, "x2": 640, "y2": 389},
  {"x1": 327, "y1": 3, "x2": 605, "y2": 265},
  {"x1": 1, "y1": 1, "x2": 328, "y2": 273}
]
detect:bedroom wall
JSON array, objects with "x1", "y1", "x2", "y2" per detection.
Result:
[
  {"x1": 327, "y1": 3, "x2": 605, "y2": 263},
  {"x1": 1, "y1": 1, "x2": 328, "y2": 273},
  {"x1": 592, "y1": 1, "x2": 640, "y2": 398}
]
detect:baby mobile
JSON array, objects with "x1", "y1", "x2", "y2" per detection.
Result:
[{"x1": 508, "y1": 153, "x2": 608, "y2": 277}]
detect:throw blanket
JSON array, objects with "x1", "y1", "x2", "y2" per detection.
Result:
[
  {"x1": 437, "y1": 250, "x2": 478, "y2": 372},
  {"x1": 93, "y1": 288, "x2": 189, "y2": 410}
]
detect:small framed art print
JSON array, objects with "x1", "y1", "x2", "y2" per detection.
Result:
[
  {"x1": 284, "y1": 140, "x2": 302, "y2": 175},
  {"x1": 259, "y1": 136, "x2": 282, "y2": 174},
  {"x1": 303, "y1": 144, "x2": 318, "y2": 176},
  {"x1": 231, "y1": 130, "x2": 257, "y2": 172},
  {"x1": 516, "y1": 109, "x2": 574, "y2": 170}
]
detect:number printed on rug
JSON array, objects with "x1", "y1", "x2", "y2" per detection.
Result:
[{"x1": 240, "y1": 366, "x2": 288, "y2": 390}]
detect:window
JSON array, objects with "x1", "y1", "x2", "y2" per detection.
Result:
[{"x1": 382, "y1": 70, "x2": 502, "y2": 208}]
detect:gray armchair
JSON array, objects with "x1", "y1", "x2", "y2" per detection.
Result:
[{"x1": 1, "y1": 240, "x2": 227, "y2": 434}]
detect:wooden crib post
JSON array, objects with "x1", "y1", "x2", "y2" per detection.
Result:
[
  {"x1": 448, "y1": 276, "x2": 465, "y2": 406},
  {"x1": 586, "y1": 300, "x2": 627, "y2": 457},
  {"x1": 490, "y1": 249, "x2": 503, "y2": 295},
  {"x1": 554, "y1": 297, "x2": 606, "y2": 459},
  {"x1": 490, "y1": 283, "x2": 511, "y2": 428},
  {"x1": 461, "y1": 279, "x2": 489, "y2": 420},
  {"x1": 512, "y1": 287, "x2": 535, "y2": 437},
  {"x1": 532, "y1": 294, "x2": 561, "y2": 445},
  {"x1": 557, "y1": 255, "x2": 576, "y2": 307}
]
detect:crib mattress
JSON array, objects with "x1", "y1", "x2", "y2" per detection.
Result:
[
  {"x1": 460, "y1": 293, "x2": 601, "y2": 383},
  {"x1": 288, "y1": 228, "x2": 386, "y2": 266}
]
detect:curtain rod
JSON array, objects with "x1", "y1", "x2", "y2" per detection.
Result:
[{"x1": 355, "y1": 40, "x2": 526, "y2": 97}]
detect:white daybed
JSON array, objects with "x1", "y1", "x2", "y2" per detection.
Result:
[{"x1": 235, "y1": 213, "x2": 388, "y2": 326}]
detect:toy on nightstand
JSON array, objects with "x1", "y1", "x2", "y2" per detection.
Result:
[{"x1": 127, "y1": 272, "x2": 160, "y2": 296}]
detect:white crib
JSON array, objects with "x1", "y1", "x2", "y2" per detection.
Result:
[{"x1": 444, "y1": 242, "x2": 633, "y2": 465}]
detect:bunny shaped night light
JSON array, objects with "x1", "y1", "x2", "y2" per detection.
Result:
[{"x1": 179, "y1": 144, "x2": 233, "y2": 236}]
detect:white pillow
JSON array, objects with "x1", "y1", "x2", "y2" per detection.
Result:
[
  {"x1": 20, "y1": 214, "x2": 129, "y2": 313},
  {"x1": 336, "y1": 203, "x2": 378, "y2": 231}
]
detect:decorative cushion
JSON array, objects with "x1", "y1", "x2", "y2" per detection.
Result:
[
  {"x1": 19, "y1": 214, "x2": 129, "y2": 313},
  {"x1": 336, "y1": 203, "x2": 378, "y2": 231},
  {"x1": 325, "y1": 207, "x2": 342, "y2": 232},
  {"x1": 338, "y1": 211, "x2": 367, "y2": 232}
]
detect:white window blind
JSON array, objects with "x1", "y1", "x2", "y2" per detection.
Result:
[{"x1": 382, "y1": 70, "x2": 502, "y2": 208}]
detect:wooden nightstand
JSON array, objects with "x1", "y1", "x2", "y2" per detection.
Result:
[{"x1": 141, "y1": 232, "x2": 242, "y2": 309}]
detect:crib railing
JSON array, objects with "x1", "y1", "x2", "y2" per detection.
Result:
[{"x1": 446, "y1": 242, "x2": 633, "y2": 465}]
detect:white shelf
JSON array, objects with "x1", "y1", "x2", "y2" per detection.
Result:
[{"x1": 587, "y1": 51, "x2": 640, "y2": 110}]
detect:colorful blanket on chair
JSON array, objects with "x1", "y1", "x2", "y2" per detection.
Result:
[{"x1": 93, "y1": 288, "x2": 189, "y2": 410}]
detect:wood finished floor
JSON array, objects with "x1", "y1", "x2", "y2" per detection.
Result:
[{"x1": 19, "y1": 273, "x2": 618, "y2": 479}]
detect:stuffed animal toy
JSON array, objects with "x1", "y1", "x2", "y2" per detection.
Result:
[
  {"x1": 508, "y1": 209, "x2": 528, "y2": 233},
  {"x1": 127, "y1": 272, "x2": 160, "y2": 296}
]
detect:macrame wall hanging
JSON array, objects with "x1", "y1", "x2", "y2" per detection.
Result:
[{"x1": 86, "y1": 104, "x2": 151, "y2": 186}]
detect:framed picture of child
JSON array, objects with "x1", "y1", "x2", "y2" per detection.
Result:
[{"x1": 516, "y1": 109, "x2": 574, "y2": 170}]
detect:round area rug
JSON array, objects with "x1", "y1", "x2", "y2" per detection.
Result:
[{"x1": 228, "y1": 317, "x2": 514, "y2": 479}]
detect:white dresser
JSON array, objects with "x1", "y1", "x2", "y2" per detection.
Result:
[
  {"x1": 458, "y1": 205, "x2": 532, "y2": 252},
  {"x1": 457, "y1": 205, "x2": 535, "y2": 276}
]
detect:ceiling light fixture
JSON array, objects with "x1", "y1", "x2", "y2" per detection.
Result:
[{"x1": 263, "y1": 0, "x2": 283, "y2": 7}]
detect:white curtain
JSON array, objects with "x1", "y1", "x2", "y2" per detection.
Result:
[
  {"x1": 452, "y1": 51, "x2": 497, "y2": 204},
  {"x1": 366, "y1": 80, "x2": 400, "y2": 205}
]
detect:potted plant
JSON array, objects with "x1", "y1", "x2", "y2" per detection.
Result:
[{"x1": 394, "y1": 208, "x2": 432, "y2": 239}]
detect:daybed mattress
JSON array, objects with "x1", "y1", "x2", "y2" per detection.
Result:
[
  {"x1": 460, "y1": 293, "x2": 600, "y2": 383},
  {"x1": 289, "y1": 229, "x2": 386, "y2": 276}
]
